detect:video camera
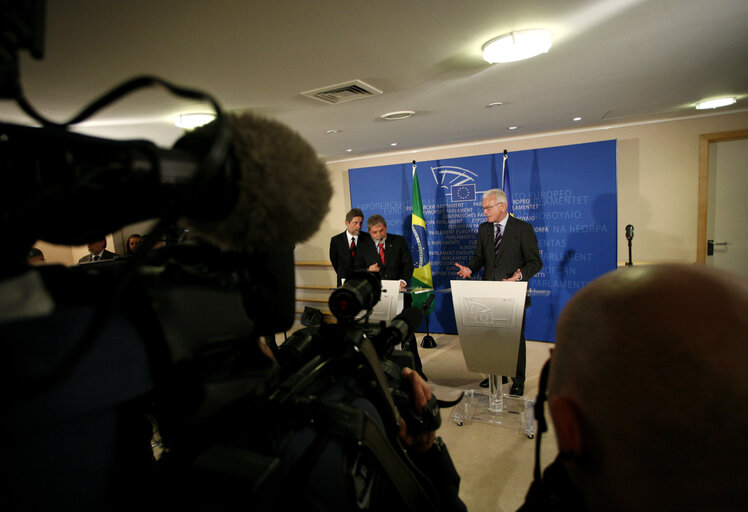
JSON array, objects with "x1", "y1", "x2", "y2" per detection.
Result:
[
  {"x1": 4, "y1": 240, "x2": 453, "y2": 510},
  {"x1": 1, "y1": 4, "x2": 463, "y2": 511},
  {"x1": 278, "y1": 272, "x2": 441, "y2": 435}
]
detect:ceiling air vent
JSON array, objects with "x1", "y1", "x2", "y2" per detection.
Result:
[{"x1": 301, "y1": 79, "x2": 383, "y2": 104}]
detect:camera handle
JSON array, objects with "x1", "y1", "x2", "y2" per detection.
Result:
[
  {"x1": 277, "y1": 334, "x2": 442, "y2": 511},
  {"x1": 294, "y1": 397, "x2": 441, "y2": 512},
  {"x1": 356, "y1": 336, "x2": 404, "y2": 434}
]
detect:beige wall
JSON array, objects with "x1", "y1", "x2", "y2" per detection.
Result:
[{"x1": 295, "y1": 110, "x2": 748, "y2": 290}]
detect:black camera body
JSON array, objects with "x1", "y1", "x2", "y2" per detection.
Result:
[
  {"x1": 279, "y1": 319, "x2": 442, "y2": 437},
  {"x1": 279, "y1": 272, "x2": 441, "y2": 435},
  {"x1": 4, "y1": 245, "x2": 458, "y2": 510}
]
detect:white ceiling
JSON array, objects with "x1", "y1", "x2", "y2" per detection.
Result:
[{"x1": 4, "y1": 0, "x2": 748, "y2": 162}]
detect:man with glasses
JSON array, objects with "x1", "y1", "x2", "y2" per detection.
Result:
[{"x1": 455, "y1": 188, "x2": 542, "y2": 395}]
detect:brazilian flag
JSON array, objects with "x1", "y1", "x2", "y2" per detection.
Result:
[{"x1": 410, "y1": 164, "x2": 435, "y2": 314}]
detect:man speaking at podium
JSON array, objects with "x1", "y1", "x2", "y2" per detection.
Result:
[{"x1": 455, "y1": 188, "x2": 542, "y2": 395}]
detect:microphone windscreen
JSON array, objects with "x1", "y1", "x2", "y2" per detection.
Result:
[
  {"x1": 625, "y1": 224, "x2": 634, "y2": 240},
  {"x1": 177, "y1": 112, "x2": 332, "y2": 251}
]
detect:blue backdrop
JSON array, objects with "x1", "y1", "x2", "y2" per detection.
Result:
[{"x1": 349, "y1": 140, "x2": 617, "y2": 342}]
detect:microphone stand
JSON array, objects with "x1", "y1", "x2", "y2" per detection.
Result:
[
  {"x1": 420, "y1": 314, "x2": 436, "y2": 348},
  {"x1": 625, "y1": 225, "x2": 634, "y2": 266},
  {"x1": 626, "y1": 235, "x2": 633, "y2": 266}
]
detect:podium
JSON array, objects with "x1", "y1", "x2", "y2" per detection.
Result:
[
  {"x1": 367, "y1": 279, "x2": 403, "y2": 322},
  {"x1": 450, "y1": 280, "x2": 536, "y2": 437}
]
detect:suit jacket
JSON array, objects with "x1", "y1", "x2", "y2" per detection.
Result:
[
  {"x1": 355, "y1": 233, "x2": 414, "y2": 283},
  {"x1": 467, "y1": 215, "x2": 542, "y2": 290},
  {"x1": 330, "y1": 231, "x2": 372, "y2": 286},
  {"x1": 78, "y1": 249, "x2": 116, "y2": 263}
]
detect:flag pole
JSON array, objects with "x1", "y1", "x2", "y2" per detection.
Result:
[
  {"x1": 411, "y1": 160, "x2": 436, "y2": 348},
  {"x1": 502, "y1": 149, "x2": 508, "y2": 190}
]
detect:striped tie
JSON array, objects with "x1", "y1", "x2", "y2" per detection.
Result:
[{"x1": 494, "y1": 224, "x2": 502, "y2": 255}]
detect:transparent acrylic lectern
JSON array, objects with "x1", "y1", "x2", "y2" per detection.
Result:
[{"x1": 450, "y1": 280, "x2": 536, "y2": 437}]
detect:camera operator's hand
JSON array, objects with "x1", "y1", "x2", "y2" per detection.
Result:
[{"x1": 398, "y1": 367, "x2": 437, "y2": 453}]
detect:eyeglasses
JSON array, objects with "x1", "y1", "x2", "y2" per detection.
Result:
[{"x1": 482, "y1": 202, "x2": 504, "y2": 211}]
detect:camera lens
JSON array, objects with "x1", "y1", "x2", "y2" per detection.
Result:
[{"x1": 328, "y1": 272, "x2": 381, "y2": 321}]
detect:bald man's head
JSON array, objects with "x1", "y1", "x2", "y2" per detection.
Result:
[{"x1": 548, "y1": 264, "x2": 748, "y2": 511}]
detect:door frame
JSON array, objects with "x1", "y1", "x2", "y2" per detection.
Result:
[{"x1": 697, "y1": 128, "x2": 748, "y2": 264}]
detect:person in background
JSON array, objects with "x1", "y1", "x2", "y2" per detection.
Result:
[
  {"x1": 329, "y1": 208, "x2": 371, "y2": 287},
  {"x1": 78, "y1": 239, "x2": 116, "y2": 263},
  {"x1": 126, "y1": 234, "x2": 142, "y2": 255},
  {"x1": 536, "y1": 264, "x2": 748, "y2": 512},
  {"x1": 356, "y1": 214, "x2": 426, "y2": 379}
]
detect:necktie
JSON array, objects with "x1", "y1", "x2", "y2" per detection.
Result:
[
  {"x1": 494, "y1": 224, "x2": 502, "y2": 255},
  {"x1": 378, "y1": 243, "x2": 385, "y2": 265},
  {"x1": 350, "y1": 237, "x2": 356, "y2": 258},
  {"x1": 92, "y1": 255, "x2": 100, "y2": 261}
]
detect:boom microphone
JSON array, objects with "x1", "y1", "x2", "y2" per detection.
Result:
[
  {"x1": 176, "y1": 112, "x2": 332, "y2": 251},
  {"x1": 0, "y1": 122, "x2": 215, "y2": 247},
  {"x1": 0, "y1": 112, "x2": 331, "y2": 253}
]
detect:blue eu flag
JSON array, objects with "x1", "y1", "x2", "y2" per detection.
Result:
[{"x1": 452, "y1": 183, "x2": 476, "y2": 202}]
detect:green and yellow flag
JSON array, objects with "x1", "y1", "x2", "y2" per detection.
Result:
[{"x1": 410, "y1": 162, "x2": 435, "y2": 314}]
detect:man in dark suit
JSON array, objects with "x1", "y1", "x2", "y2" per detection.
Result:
[
  {"x1": 329, "y1": 208, "x2": 371, "y2": 287},
  {"x1": 78, "y1": 238, "x2": 116, "y2": 263},
  {"x1": 357, "y1": 214, "x2": 426, "y2": 378},
  {"x1": 357, "y1": 214, "x2": 414, "y2": 289},
  {"x1": 455, "y1": 188, "x2": 542, "y2": 395}
]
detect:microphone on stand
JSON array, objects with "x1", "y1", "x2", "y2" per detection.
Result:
[{"x1": 625, "y1": 224, "x2": 634, "y2": 266}]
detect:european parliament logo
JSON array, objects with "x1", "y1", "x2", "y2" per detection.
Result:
[
  {"x1": 459, "y1": 297, "x2": 518, "y2": 328},
  {"x1": 451, "y1": 184, "x2": 476, "y2": 201},
  {"x1": 431, "y1": 165, "x2": 478, "y2": 203}
]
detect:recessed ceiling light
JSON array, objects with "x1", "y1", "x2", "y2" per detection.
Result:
[
  {"x1": 346, "y1": 149, "x2": 352, "y2": 152},
  {"x1": 326, "y1": 129, "x2": 341, "y2": 134},
  {"x1": 482, "y1": 29, "x2": 552, "y2": 64},
  {"x1": 390, "y1": 142, "x2": 399, "y2": 146},
  {"x1": 380, "y1": 110, "x2": 415, "y2": 120},
  {"x1": 573, "y1": 117, "x2": 582, "y2": 121},
  {"x1": 175, "y1": 113, "x2": 216, "y2": 129},
  {"x1": 695, "y1": 97, "x2": 736, "y2": 110},
  {"x1": 486, "y1": 102, "x2": 504, "y2": 108},
  {"x1": 508, "y1": 126, "x2": 518, "y2": 130}
]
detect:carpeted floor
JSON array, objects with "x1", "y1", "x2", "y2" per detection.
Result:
[{"x1": 419, "y1": 333, "x2": 558, "y2": 512}]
